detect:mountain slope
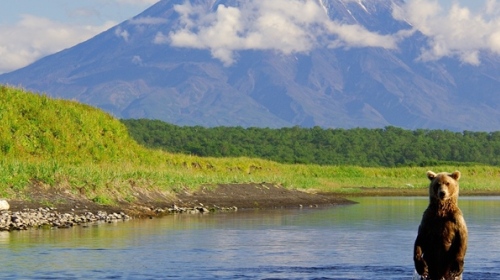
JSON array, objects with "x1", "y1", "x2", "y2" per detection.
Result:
[{"x1": 1, "y1": 0, "x2": 499, "y2": 131}]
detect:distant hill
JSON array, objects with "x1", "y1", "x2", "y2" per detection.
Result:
[{"x1": 1, "y1": 0, "x2": 500, "y2": 131}]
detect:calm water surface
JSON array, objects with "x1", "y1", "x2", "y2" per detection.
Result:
[{"x1": 0, "y1": 197, "x2": 499, "y2": 279}]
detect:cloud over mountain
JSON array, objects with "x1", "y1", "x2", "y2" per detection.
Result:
[
  {"x1": 165, "y1": 0, "x2": 398, "y2": 66},
  {"x1": 2, "y1": 0, "x2": 500, "y2": 73},
  {"x1": 394, "y1": 0, "x2": 500, "y2": 65},
  {"x1": 159, "y1": 0, "x2": 500, "y2": 66}
]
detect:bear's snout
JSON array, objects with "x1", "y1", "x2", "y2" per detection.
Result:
[
  {"x1": 438, "y1": 190, "x2": 446, "y2": 199},
  {"x1": 437, "y1": 185, "x2": 448, "y2": 200}
]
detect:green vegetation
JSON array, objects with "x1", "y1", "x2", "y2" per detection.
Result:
[
  {"x1": 1, "y1": 85, "x2": 499, "y2": 205},
  {"x1": 121, "y1": 119, "x2": 500, "y2": 167},
  {"x1": 1, "y1": 86, "x2": 142, "y2": 163}
]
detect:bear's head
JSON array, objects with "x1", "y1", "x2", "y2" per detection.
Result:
[{"x1": 427, "y1": 170, "x2": 461, "y2": 202}]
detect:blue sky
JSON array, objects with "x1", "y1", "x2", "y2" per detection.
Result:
[
  {"x1": 0, "y1": 0, "x2": 158, "y2": 27},
  {"x1": 0, "y1": 0, "x2": 496, "y2": 73},
  {"x1": 0, "y1": 0, "x2": 159, "y2": 73}
]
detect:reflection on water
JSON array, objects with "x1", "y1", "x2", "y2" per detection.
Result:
[
  {"x1": 0, "y1": 197, "x2": 499, "y2": 279},
  {"x1": 0, "y1": 231, "x2": 9, "y2": 244}
]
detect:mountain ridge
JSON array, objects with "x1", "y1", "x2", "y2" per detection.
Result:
[{"x1": 1, "y1": 0, "x2": 499, "y2": 131}]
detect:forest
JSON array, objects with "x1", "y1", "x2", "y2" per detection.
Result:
[{"x1": 121, "y1": 119, "x2": 500, "y2": 167}]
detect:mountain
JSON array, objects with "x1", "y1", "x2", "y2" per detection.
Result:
[{"x1": 1, "y1": 0, "x2": 500, "y2": 131}]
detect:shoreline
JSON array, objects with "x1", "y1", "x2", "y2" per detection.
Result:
[
  {"x1": 2, "y1": 183, "x2": 499, "y2": 231},
  {"x1": 6, "y1": 183, "x2": 356, "y2": 218},
  {"x1": 2, "y1": 183, "x2": 352, "y2": 231}
]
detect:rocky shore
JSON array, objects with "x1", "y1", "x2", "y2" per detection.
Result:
[
  {"x1": 0, "y1": 208, "x2": 131, "y2": 231},
  {"x1": 0, "y1": 204, "x2": 239, "y2": 231}
]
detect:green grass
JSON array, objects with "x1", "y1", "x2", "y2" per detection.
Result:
[{"x1": 1, "y1": 85, "x2": 499, "y2": 203}]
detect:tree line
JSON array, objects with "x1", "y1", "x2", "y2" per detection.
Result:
[{"x1": 121, "y1": 119, "x2": 500, "y2": 167}]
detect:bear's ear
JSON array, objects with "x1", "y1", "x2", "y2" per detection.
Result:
[
  {"x1": 450, "y1": 170, "x2": 461, "y2": 181},
  {"x1": 427, "y1": 171, "x2": 437, "y2": 181}
]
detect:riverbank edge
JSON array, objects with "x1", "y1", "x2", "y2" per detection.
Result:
[{"x1": 2, "y1": 183, "x2": 499, "y2": 231}]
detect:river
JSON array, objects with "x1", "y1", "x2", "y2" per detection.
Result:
[{"x1": 0, "y1": 197, "x2": 499, "y2": 279}]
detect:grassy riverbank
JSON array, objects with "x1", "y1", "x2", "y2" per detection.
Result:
[
  {"x1": 2, "y1": 159, "x2": 498, "y2": 200},
  {"x1": 1, "y1": 85, "x2": 499, "y2": 206}
]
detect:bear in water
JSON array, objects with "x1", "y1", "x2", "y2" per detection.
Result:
[{"x1": 414, "y1": 171, "x2": 468, "y2": 280}]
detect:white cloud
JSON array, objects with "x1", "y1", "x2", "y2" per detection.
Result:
[
  {"x1": 129, "y1": 16, "x2": 167, "y2": 25},
  {"x1": 323, "y1": 21, "x2": 398, "y2": 49},
  {"x1": 393, "y1": 0, "x2": 500, "y2": 65},
  {"x1": 166, "y1": 0, "x2": 398, "y2": 66},
  {"x1": 153, "y1": 31, "x2": 169, "y2": 44},
  {"x1": 132, "y1": 55, "x2": 143, "y2": 65},
  {"x1": 0, "y1": 15, "x2": 114, "y2": 74},
  {"x1": 115, "y1": 26, "x2": 130, "y2": 41}
]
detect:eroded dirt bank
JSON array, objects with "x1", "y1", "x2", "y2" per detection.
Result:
[{"x1": 7, "y1": 183, "x2": 354, "y2": 218}]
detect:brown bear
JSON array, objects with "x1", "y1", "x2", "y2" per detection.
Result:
[{"x1": 413, "y1": 171, "x2": 468, "y2": 280}]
